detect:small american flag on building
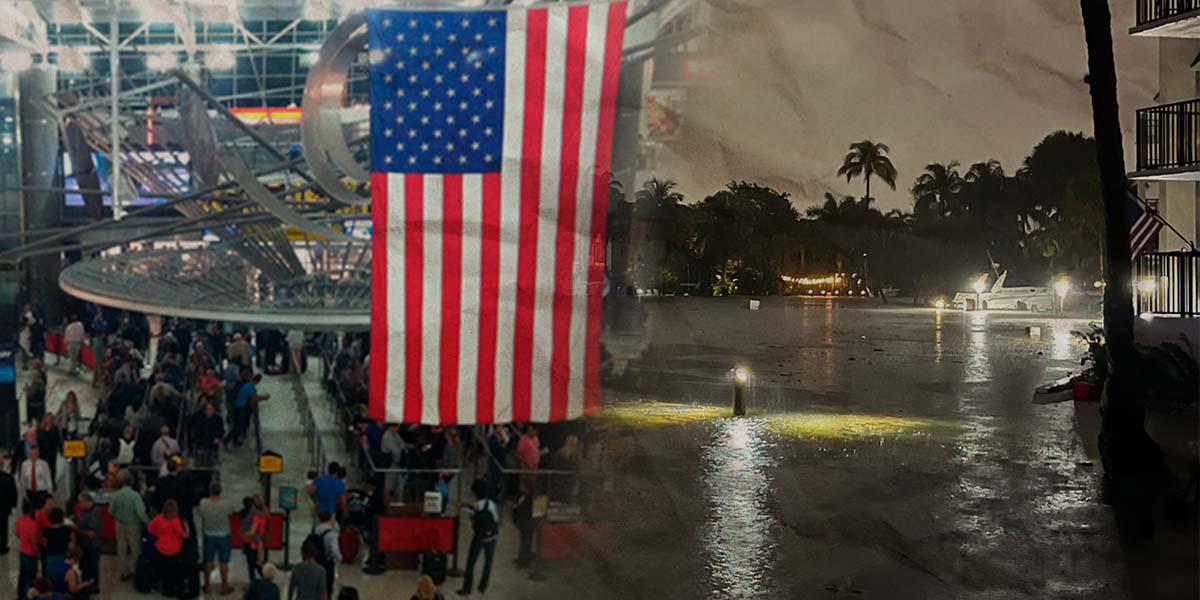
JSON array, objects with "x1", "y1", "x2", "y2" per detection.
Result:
[
  {"x1": 367, "y1": 3, "x2": 627, "y2": 425},
  {"x1": 1128, "y1": 192, "x2": 1163, "y2": 258}
]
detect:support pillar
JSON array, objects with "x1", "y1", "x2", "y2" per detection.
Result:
[{"x1": 18, "y1": 67, "x2": 64, "y2": 327}]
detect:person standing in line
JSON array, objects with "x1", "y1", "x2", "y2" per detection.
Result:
[
  {"x1": 17, "y1": 446, "x2": 53, "y2": 503},
  {"x1": 311, "y1": 510, "x2": 341, "y2": 598},
  {"x1": 288, "y1": 542, "x2": 328, "y2": 600},
  {"x1": 240, "y1": 495, "x2": 268, "y2": 582},
  {"x1": 411, "y1": 575, "x2": 446, "y2": 600},
  {"x1": 147, "y1": 499, "x2": 189, "y2": 598},
  {"x1": 40, "y1": 508, "x2": 71, "y2": 583},
  {"x1": 456, "y1": 480, "x2": 499, "y2": 597},
  {"x1": 74, "y1": 492, "x2": 102, "y2": 591},
  {"x1": 24, "y1": 370, "x2": 46, "y2": 426},
  {"x1": 35, "y1": 415, "x2": 62, "y2": 481},
  {"x1": 64, "y1": 316, "x2": 86, "y2": 376},
  {"x1": 16, "y1": 501, "x2": 39, "y2": 599},
  {"x1": 227, "y1": 334, "x2": 252, "y2": 372},
  {"x1": 306, "y1": 463, "x2": 346, "y2": 519},
  {"x1": 198, "y1": 483, "x2": 235, "y2": 596},
  {"x1": 54, "y1": 392, "x2": 82, "y2": 439},
  {"x1": 244, "y1": 562, "x2": 282, "y2": 600},
  {"x1": 150, "y1": 426, "x2": 180, "y2": 470},
  {"x1": 63, "y1": 547, "x2": 95, "y2": 599},
  {"x1": 0, "y1": 455, "x2": 17, "y2": 554},
  {"x1": 109, "y1": 470, "x2": 148, "y2": 582},
  {"x1": 232, "y1": 372, "x2": 269, "y2": 448},
  {"x1": 115, "y1": 426, "x2": 136, "y2": 468}
]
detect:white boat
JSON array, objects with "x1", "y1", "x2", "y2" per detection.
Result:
[{"x1": 952, "y1": 271, "x2": 1053, "y2": 311}]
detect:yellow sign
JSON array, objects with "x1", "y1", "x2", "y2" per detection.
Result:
[
  {"x1": 258, "y1": 453, "x2": 283, "y2": 474},
  {"x1": 63, "y1": 440, "x2": 86, "y2": 459}
]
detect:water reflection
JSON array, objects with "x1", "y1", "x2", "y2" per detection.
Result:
[
  {"x1": 702, "y1": 418, "x2": 775, "y2": 599},
  {"x1": 934, "y1": 310, "x2": 943, "y2": 364},
  {"x1": 1048, "y1": 319, "x2": 1077, "y2": 361},
  {"x1": 964, "y1": 311, "x2": 992, "y2": 383}
]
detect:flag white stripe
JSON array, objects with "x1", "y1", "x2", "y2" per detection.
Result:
[
  {"x1": 493, "y1": 8, "x2": 528, "y2": 425},
  {"x1": 386, "y1": 173, "x2": 407, "y2": 424},
  {"x1": 458, "y1": 173, "x2": 483, "y2": 425},
  {"x1": 530, "y1": 6, "x2": 569, "y2": 423},
  {"x1": 421, "y1": 175, "x2": 444, "y2": 424},
  {"x1": 566, "y1": 4, "x2": 608, "y2": 420}
]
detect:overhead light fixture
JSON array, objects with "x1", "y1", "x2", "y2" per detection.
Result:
[
  {"x1": 207, "y1": 48, "x2": 236, "y2": 70},
  {"x1": 146, "y1": 52, "x2": 178, "y2": 71},
  {"x1": 301, "y1": 51, "x2": 321, "y2": 67},
  {"x1": 0, "y1": 51, "x2": 34, "y2": 72}
]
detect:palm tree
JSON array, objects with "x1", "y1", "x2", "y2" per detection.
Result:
[
  {"x1": 965, "y1": 159, "x2": 1004, "y2": 183},
  {"x1": 1081, "y1": 0, "x2": 1165, "y2": 538},
  {"x1": 635, "y1": 178, "x2": 684, "y2": 208},
  {"x1": 911, "y1": 161, "x2": 963, "y2": 219},
  {"x1": 837, "y1": 140, "x2": 898, "y2": 201}
]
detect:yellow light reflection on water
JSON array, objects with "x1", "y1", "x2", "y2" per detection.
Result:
[{"x1": 602, "y1": 403, "x2": 956, "y2": 441}]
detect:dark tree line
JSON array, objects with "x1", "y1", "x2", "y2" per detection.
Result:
[{"x1": 609, "y1": 131, "x2": 1106, "y2": 300}]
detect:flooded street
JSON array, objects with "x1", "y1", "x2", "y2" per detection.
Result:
[{"x1": 537, "y1": 296, "x2": 1197, "y2": 599}]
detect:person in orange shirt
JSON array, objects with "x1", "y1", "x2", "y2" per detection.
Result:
[
  {"x1": 15, "y1": 501, "x2": 39, "y2": 600},
  {"x1": 147, "y1": 499, "x2": 189, "y2": 597}
]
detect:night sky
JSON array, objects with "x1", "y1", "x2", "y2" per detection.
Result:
[{"x1": 644, "y1": 0, "x2": 1156, "y2": 212}]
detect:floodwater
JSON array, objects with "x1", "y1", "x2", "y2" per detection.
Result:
[{"x1": 537, "y1": 296, "x2": 1197, "y2": 599}]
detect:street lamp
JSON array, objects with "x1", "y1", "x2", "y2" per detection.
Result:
[{"x1": 1054, "y1": 277, "x2": 1070, "y2": 314}]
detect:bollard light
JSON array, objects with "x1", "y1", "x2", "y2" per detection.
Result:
[
  {"x1": 934, "y1": 298, "x2": 946, "y2": 310},
  {"x1": 731, "y1": 366, "x2": 749, "y2": 416}
]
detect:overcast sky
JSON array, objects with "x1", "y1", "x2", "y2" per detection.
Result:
[{"x1": 645, "y1": 0, "x2": 1157, "y2": 212}]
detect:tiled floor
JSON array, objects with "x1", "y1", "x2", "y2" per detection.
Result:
[{"x1": 0, "y1": 357, "x2": 590, "y2": 599}]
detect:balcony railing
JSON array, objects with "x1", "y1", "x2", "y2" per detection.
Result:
[
  {"x1": 1135, "y1": 251, "x2": 1200, "y2": 317},
  {"x1": 1135, "y1": 98, "x2": 1200, "y2": 174},
  {"x1": 1136, "y1": 0, "x2": 1200, "y2": 29}
]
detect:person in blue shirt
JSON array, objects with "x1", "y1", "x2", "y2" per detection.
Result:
[
  {"x1": 306, "y1": 463, "x2": 346, "y2": 517},
  {"x1": 231, "y1": 371, "x2": 268, "y2": 448}
]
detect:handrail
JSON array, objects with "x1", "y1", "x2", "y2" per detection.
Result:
[
  {"x1": 1135, "y1": 97, "x2": 1200, "y2": 172},
  {"x1": 1136, "y1": 0, "x2": 1200, "y2": 28}
]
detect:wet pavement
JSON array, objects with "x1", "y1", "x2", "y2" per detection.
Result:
[{"x1": 539, "y1": 296, "x2": 1198, "y2": 600}]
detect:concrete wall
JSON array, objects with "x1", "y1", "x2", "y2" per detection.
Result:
[{"x1": 1156, "y1": 37, "x2": 1200, "y2": 250}]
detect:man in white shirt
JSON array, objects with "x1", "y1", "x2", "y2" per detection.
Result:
[
  {"x1": 64, "y1": 316, "x2": 86, "y2": 375},
  {"x1": 150, "y1": 426, "x2": 180, "y2": 469},
  {"x1": 18, "y1": 446, "x2": 53, "y2": 501}
]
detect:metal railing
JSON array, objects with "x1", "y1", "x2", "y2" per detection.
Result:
[
  {"x1": 1136, "y1": 0, "x2": 1200, "y2": 28},
  {"x1": 291, "y1": 353, "x2": 327, "y2": 471},
  {"x1": 1135, "y1": 251, "x2": 1200, "y2": 316},
  {"x1": 1136, "y1": 98, "x2": 1200, "y2": 173}
]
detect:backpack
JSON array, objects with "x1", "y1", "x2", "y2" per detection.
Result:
[
  {"x1": 304, "y1": 528, "x2": 334, "y2": 565},
  {"x1": 472, "y1": 500, "x2": 498, "y2": 540}
]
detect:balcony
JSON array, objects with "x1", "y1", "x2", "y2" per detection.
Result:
[
  {"x1": 1132, "y1": 98, "x2": 1200, "y2": 180},
  {"x1": 1132, "y1": 0, "x2": 1200, "y2": 37},
  {"x1": 1135, "y1": 251, "x2": 1200, "y2": 317}
]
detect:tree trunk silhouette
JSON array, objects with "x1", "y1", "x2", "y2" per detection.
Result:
[{"x1": 1080, "y1": 0, "x2": 1167, "y2": 541}]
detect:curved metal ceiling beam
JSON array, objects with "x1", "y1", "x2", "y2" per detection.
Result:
[
  {"x1": 217, "y1": 151, "x2": 355, "y2": 243},
  {"x1": 301, "y1": 11, "x2": 371, "y2": 206}
]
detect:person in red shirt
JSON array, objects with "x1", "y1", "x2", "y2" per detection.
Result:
[
  {"x1": 15, "y1": 501, "x2": 39, "y2": 600},
  {"x1": 147, "y1": 499, "x2": 189, "y2": 597}
]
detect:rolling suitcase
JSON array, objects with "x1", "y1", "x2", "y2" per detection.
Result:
[
  {"x1": 421, "y1": 551, "x2": 447, "y2": 585},
  {"x1": 339, "y1": 525, "x2": 361, "y2": 564},
  {"x1": 133, "y1": 554, "x2": 155, "y2": 594}
]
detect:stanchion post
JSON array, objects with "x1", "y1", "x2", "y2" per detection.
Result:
[{"x1": 279, "y1": 508, "x2": 292, "y2": 571}]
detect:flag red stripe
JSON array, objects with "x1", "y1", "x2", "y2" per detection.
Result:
[
  {"x1": 512, "y1": 9, "x2": 548, "y2": 423},
  {"x1": 584, "y1": 3, "x2": 626, "y2": 415},
  {"x1": 370, "y1": 172, "x2": 390, "y2": 422},
  {"x1": 440, "y1": 174, "x2": 463, "y2": 425},
  {"x1": 476, "y1": 172, "x2": 502, "y2": 424},
  {"x1": 549, "y1": 5, "x2": 590, "y2": 422},
  {"x1": 403, "y1": 174, "x2": 425, "y2": 424}
]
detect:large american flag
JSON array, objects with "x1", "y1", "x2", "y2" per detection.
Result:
[{"x1": 367, "y1": 4, "x2": 627, "y2": 425}]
